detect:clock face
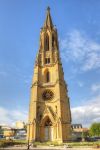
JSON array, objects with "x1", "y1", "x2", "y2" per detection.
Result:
[{"x1": 42, "y1": 90, "x2": 54, "y2": 101}]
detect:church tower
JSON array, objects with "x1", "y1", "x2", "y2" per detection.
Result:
[{"x1": 28, "y1": 7, "x2": 71, "y2": 143}]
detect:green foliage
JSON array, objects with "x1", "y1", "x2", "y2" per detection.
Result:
[
  {"x1": 89, "y1": 122, "x2": 100, "y2": 137},
  {"x1": 14, "y1": 139, "x2": 27, "y2": 144},
  {"x1": 0, "y1": 127, "x2": 3, "y2": 135},
  {"x1": 0, "y1": 140, "x2": 100, "y2": 148},
  {"x1": 32, "y1": 141, "x2": 63, "y2": 146},
  {"x1": 0, "y1": 139, "x2": 27, "y2": 148},
  {"x1": 31, "y1": 141, "x2": 100, "y2": 147},
  {"x1": 0, "y1": 140, "x2": 14, "y2": 148},
  {"x1": 66, "y1": 141, "x2": 100, "y2": 147},
  {"x1": 24, "y1": 124, "x2": 27, "y2": 131},
  {"x1": 82, "y1": 131, "x2": 89, "y2": 138}
]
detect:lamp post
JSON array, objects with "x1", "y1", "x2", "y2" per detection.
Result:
[{"x1": 27, "y1": 122, "x2": 32, "y2": 150}]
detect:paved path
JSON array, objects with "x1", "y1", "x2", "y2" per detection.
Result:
[{"x1": 0, "y1": 146, "x2": 98, "y2": 150}]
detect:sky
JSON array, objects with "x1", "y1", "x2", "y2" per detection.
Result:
[{"x1": 0, "y1": 0, "x2": 100, "y2": 127}]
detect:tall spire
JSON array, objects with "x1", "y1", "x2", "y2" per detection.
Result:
[{"x1": 44, "y1": 7, "x2": 53, "y2": 28}]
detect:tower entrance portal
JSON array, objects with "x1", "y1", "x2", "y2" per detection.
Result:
[{"x1": 44, "y1": 118, "x2": 53, "y2": 141}]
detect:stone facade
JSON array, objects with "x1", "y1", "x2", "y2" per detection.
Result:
[{"x1": 28, "y1": 7, "x2": 72, "y2": 143}]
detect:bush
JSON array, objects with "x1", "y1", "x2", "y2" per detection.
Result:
[
  {"x1": 0, "y1": 140, "x2": 14, "y2": 148},
  {"x1": 0, "y1": 139, "x2": 27, "y2": 148}
]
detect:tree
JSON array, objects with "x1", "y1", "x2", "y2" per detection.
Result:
[
  {"x1": 89, "y1": 123, "x2": 100, "y2": 137},
  {"x1": 81, "y1": 131, "x2": 89, "y2": 141},
  {"x1": 0, "y1": 126, "x2": 3, "y2": 135}
]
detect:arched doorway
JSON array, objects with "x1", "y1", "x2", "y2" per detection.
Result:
[{"x1": 44, "y1": 118, "x2": 53, "y2": 141}]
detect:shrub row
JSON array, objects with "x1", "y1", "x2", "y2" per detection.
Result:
[{"x1": 0, "y1": 140, "x2": 26, "y2": 148}]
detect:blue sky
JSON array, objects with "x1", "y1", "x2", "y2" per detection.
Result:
[{"x1": 0, "y1": 0, "x2": 100, "y2": 127}]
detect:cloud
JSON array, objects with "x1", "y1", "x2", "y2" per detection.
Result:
[
  {"x1": 60, "y1": 30, "x2": 100, "y2": 72},
  {"x1": 0, "y1": 107, "x2": 28, "y2": 127},
  {"x1": 0, "y1": 95, "x2": 100, "y2": 128},
  {"x1": 71, "y1": 95, "x2": 100, "y2": 127},
  {"x1": 77, "y1": 81, "x2": 84, "y2": 87},
  {"x1": 91, "y1": 83, "x2": 100, "y2": 92}
]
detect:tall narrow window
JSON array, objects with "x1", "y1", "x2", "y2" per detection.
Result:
[
  {"x1": 46, "y1": 71, "x2": 50, "y2": 82},
  {"x1": 45, "y1": 34, "x2": 49, "y2": 51},
  {"x1": 45, "y1": 58, "x2": 50, "y2": 64},
  {"x1": 52, "y1": 34, "x2": 55, "y2": 48},
  {"x1": 48, "y1": 58, "x2": 50, "y2": 63}
]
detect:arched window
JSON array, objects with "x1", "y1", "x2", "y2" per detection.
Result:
[
  {"x1": 52, "y1": 34, "x2": 55, "y2": 48},
  {"x1": 46, "y1": 71, "x2": 50, "y2": 82},
  {"x1": 45, "y1": 118, "x2": 52, "y2": 126},
  {"x1": 44, "y1": 69, "x2": 50, "y2": 83},
  {"x1": 45, "y1": 58, "x2": 50, "y2": 64},
  {"x1": 45, "y1": 34, "x2": 49, "y2": 51}
]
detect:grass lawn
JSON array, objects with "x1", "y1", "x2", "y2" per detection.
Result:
[
  {"x1": 23, "y1": 140, "x2": 100, "y2": 147},
  {"x1": 0, "y1": 139, "x2": 100, "y2": 148},
  {"x1": 65, "y1": 141, "x2": 100, "y2": 147}
]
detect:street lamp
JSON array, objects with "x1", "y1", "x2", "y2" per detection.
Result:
[{"x1": 27, "y1": 122, "x2": 33, "y2": 150}]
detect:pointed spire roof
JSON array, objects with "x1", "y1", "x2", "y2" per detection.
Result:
[{"x1": 44, "y1": 7, "x2": 53, "y2": 28}]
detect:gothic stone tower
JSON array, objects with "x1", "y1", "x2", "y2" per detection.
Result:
[{"x1": 28, "y1": 7, "x2": 71, "y2": 143}]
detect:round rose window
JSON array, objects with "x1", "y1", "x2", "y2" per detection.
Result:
[{"x1": 42, "y1": 90, "x2": 54, "y2": 101}]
